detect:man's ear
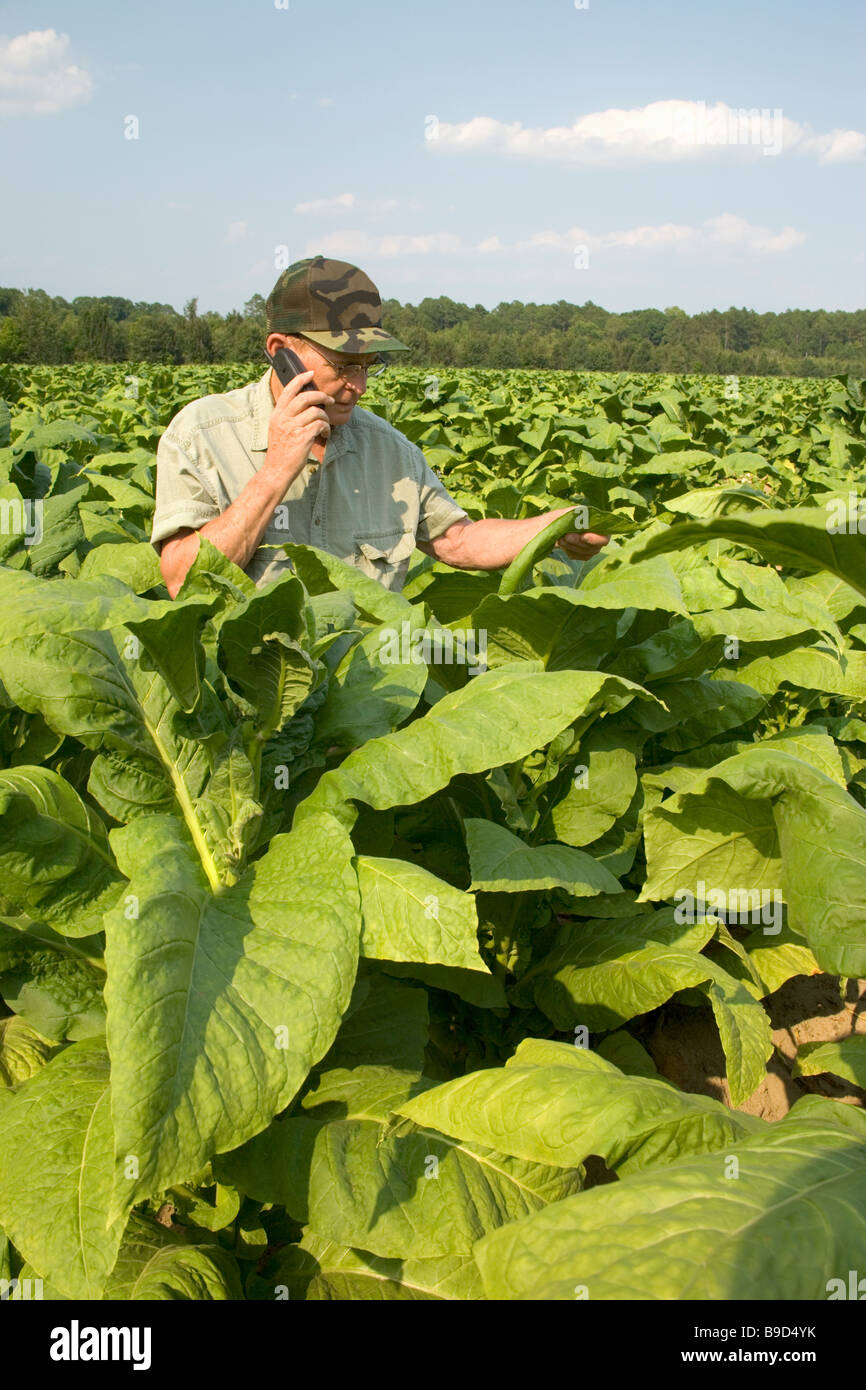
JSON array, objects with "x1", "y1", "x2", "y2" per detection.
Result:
[{"x1": 265, "y1": 332, "x2": 289, "y2": 357}]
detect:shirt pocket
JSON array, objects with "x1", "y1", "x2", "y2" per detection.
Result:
[{"x1": 354, "y1": 528, "x2": 417, "y2": 589}]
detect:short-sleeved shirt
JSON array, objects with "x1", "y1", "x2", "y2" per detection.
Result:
[{"x1": 150, "y1": 367, "x2": 469, "y2": 591}]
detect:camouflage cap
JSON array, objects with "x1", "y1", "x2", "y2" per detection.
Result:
[{"x1": 266, "y1": 255, "x2": 409, "y2": 354}]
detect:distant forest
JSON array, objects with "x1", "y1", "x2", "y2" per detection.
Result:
[{"x1": 1, "y1": 286, "x2": 864, "y2": 377}]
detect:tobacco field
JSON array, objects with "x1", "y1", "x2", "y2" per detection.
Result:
[{"x1": 0, "y1": 361, "x2": 864, "y2": 1301}]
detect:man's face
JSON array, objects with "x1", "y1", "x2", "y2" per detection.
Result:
[{"x1": 267, "y1": 333, "x2": 372, "y2": 427}]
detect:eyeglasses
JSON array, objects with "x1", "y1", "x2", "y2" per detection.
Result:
[{"x1": 300, "y1": 339, "x2": 388, "y2": 381}]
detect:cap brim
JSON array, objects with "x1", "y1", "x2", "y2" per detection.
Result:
[{"x1": 300, "y1": 327, "x2": 410, "y2": 354}]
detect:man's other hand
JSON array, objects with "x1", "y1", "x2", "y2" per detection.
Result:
[{"x1": 554, "y1": 529, "x2": 610, "y2": 561}]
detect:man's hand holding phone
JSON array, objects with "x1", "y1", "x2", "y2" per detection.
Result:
[{"x1": 264, "y1": 368, "x2": 334, "y2": 483}]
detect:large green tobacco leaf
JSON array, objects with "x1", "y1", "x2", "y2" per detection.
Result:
[
  {"x1": 77, "y1": 541, "x2": 164, "y2": 594},
  {"x1": 471, "y1": 562, "x2": 686, "y2": 670},
  {"x1": 268, "y1": 1231, "x2": 485, "y2": 1301},
  {"x1": 104, "y1": 1214, "x2": 243, "y2": 1300},
  {"x1": 0, "y1": 567, "x2": 216, "y2": 701},
  {"x1": 740, "y1": 925, "x2": 820, "y2": 995},
  {"x1": 216, "y1": 573, "x2": 317, "y2": 735},
  {"x1": 356, "y1": 855, "x2": 487, "y2": 972},
  {"x1": 576, "y1": 554, "x2": 688, "y2": 612},
  {"x1": 313, "y1": 622, "x2": 428, "y2": 749},
  {"x1": 89, "y1": 662, "x2": 261, "y2": 887},
  {"x1": 522, "y1": 912, "x2": 771, "y2": 1103},
  {"x1": 175, "y1": 535, "x2": 257, "y2": 601},
  {"x1": 524, "y1": 908, "x2": 718, "y2": 1031},
  {"x1": 474, "y1": 1114, "x2": 866, "y2": 1300},
  {"x1": 376, "y1": 959, "x2": 507, "y2": 1010},
  {"x1": 300, "y1": 668, "x2": 659, "y2": 830},
  {"x1": 0, "y1": 582, "x2": 255, "y2": 886},
  {"x1": 691, "y1": 604, "x2": 835, "y2": 653},
  {"x1": 642, "y1": 747, "x2": 866, "y2": 976},
  {"x1": 217, "y1": 1066, "x2": 582, "y2": 1261},
  {"x1": 0, "y1": 1038, "x2": 127, "y2": 1299},
  {"x1": 470, "y1": 591, "x2": 622, "y2": 670},
  {"x1": 698, "y1": 961, "x2": 774, "y2": 1107},
  {"x1": 284, "y1": 542, "x2": 416, "y2": 625},
  {"x1": 622, "y1": 507, "x2": 866, "y2": 601},
  {"x1": 716, "y1": 557, "x2": 845, "y2": 645},
  {"x1": 0, "y1": 1014, "x2": 54, "y2": 1086},
  {"x1": 642, "y1": 778, "x2": 781, "y2": 896},
  {"x1": 124, "y1": 598, "x2": 222, "y2": 714},
  {"x1": 595, "y1": 1029, "x2": 661, "y2": 1078},
  {"x1": 464, "y1": 818, "x2": 621, "y2": 897},
  {"x1": 793, "y1": 569, "x2": 866, "y2": 624},
  {"x1": 548, "y1": 746, "x2": 637, "y2": 847},
  {"x1": 661, "y1": 546, "x2": 739, "y2": 613},
  {"x1": 319, "y1": 975, "x2": 429, "y2": 1072},
  {"x1": 0, "y1": 766, "x2": 123, "y2": 937},
  {"x1": 748, "y1": 727, "x2": 847, "y2": 785},
  {"x1": 0, "y1": 919, "x2": 106, "y2": 1042},
  {"x1": 635, "y1": 677, "x2": 767, "y2": 746},
  {"x1": 25, "y1": 482, "x2": 88, "y2": 576},
  {"x1": 786, "y1": 1095, "x2": 866, "y2": 1137},
  {"x1": 610, "y1": 617, "x2": 728, "y2": 687},
  {"x1": 406, "y1": 567, "x2": 499, "y2": 625},
  {"x1": 103, "y1": 808, "x2": 361, "y2": 1216},
  {"x1": 728, "y1": 645, "x2": 864, "y2": 701},
  {"x1": 793, "y1": 1038, "x2": 866, "y2": 1090},
  {"x1": 665, "y1": 484, "x2": 770, "y2": 518},
  {"x1": 398, "y1": 1039, "x2": 763, "y2": 1177}
]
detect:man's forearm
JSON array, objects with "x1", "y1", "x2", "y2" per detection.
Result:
[
  {"x1": 432, "y1": 510, "x2": 574, "y2": 570},
  {"x1": 160, "y1": 462, "x2": 300, "y2": 596}
]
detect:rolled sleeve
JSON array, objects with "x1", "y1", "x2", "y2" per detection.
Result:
[
  {"x1": 150, "y1": 432, "x2": 221, "y2": 549},
  {"x1": 415, "y1": 453, "x2": 469, "y2": 543}
]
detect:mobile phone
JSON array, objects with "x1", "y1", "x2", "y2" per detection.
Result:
[{"x1": 265, "y1": 346, "x2": 316, "y2": 391}]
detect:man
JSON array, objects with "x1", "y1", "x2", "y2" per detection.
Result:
[{"x1": 152, "y1": 256, "x2": 609, "y2": 597}]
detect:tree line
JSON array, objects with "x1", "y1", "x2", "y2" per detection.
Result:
[{"x1": 1, "y1": 286, "x2": 863, "y2": 377}]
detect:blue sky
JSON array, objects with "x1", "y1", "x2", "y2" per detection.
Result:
[{"x1": 0, "y1": 0, "x2": 863, "y2": 315}]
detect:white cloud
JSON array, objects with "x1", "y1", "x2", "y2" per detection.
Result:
[
  {"x1": 295, "y1": 192, "x2": 356, "y2": 215},
  {"x1": 226, "y1": 220, "x2": 248, "y2": 245},
  {"x1": 518, "y1": 215, "x2": 803, "y2": 256},
  {"x1": 317, "y1": 96, "x2": 335, "y2": 108},
  {"x1": 308, "y1": 214, "x2": 802, "y2": 261},
  {"x1": 603, "y1": 223, "x2": 698, "y2": 251},
  {"x1": 700, "y1": 212, "x2": 804, "y2": 253},
  {"x1": 516, "y1": 229, "x2": 592, "y2": 252},
  {"x1": 295, "y1": 193, "x2": 423, "y2": 216},
  {"x1": 801, "y1": 128, "x2": 866, "y2": 163},
  {"x1": 309, "y1": 230, "x2": 462, "y2": 259},
  {"x1": 427, "y1": 100, "x2": 866, "y2": 165},
  {"x1": 0, "y1": 29, "x2": 92, "y2": 115}
]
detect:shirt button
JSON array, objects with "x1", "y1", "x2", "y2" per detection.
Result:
[{"x1": 314, "y1": 518, "x2": 321, "y2": 526}]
